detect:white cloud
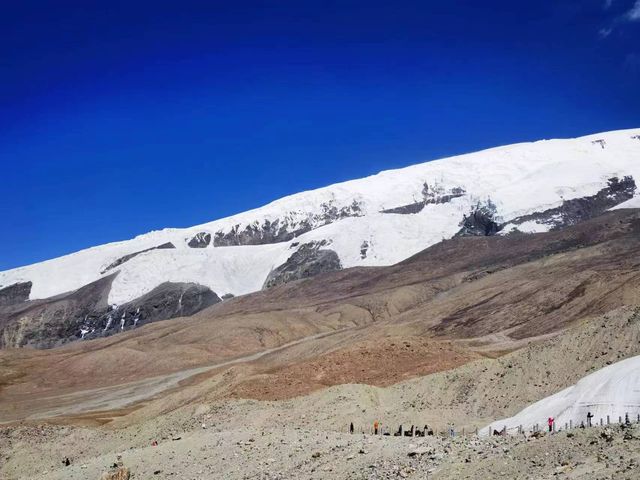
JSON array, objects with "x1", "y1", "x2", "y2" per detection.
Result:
[
  {"x1": 627, "y1": 0, "x2": 640, "y2": 20},
  {"x1": 599, "y1": 27, "x2": 613, "y2": 37}
]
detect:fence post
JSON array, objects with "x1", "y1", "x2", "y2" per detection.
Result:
[
  {"x1": 607, "y1": 415, "x2": 610, "y2": 425},
  {"x1": 569, "y1": 420, "x2": 573, "y2": 429},
  {"x1": 619, "y1": 416, "x2": 622, "y2": 424},
  {"x1": 564, "y1": 422, "x2": 568, "y2": 431},
  {"x1": 600, "y1": 418, "x2": 603, "y2": 426}
]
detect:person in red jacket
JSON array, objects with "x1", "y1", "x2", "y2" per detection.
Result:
[{"x1": 548, "y1": 417, "x2": 554, "y2": 432}]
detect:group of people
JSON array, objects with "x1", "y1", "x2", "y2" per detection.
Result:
[
  {"x1": 349, "y1": 422, "x2": 436, "y2": 437},
  {"x1": 492, "y1": 411, "x2": 624, "y2": 436}
]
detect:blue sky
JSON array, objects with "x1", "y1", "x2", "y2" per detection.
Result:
[{"x1": 1, "y1": 0, "x2": 639, "y2": 270}]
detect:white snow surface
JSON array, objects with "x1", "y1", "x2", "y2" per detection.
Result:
[
  {"x1": 481, "y1": 355, "x2": 640, "y2": 436},
  {"x1": 611, "y1": 195, "x2": 640, "y2": 210},
  {"x1": 1, "y1": 128, "x2": 639, "y2": 304}
]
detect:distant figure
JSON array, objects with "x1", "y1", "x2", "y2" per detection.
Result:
[
  {"x1": 374, "y1": 421, "x2": 379, "y2": 435},
  {"x1": 62, "y1": 458, "x2": 70, "y2": 467},
  {"x1": 449, "y1": 424, "x2": 455, "y2": 438},
  {"x1": 626, "y1": 413, "x2": 631, "y2": 426},
  {"x1": 350, "y1": 422, "x2": 354, "y2": 434},
  {"x1": 587, "y1": 411, "x2": 594, "y2": 427},
  {"x1": 395, "y1": 425, "x2": 403, "y2": 437},
  {"x1": 548, "y1": 417, "x2": 554, "y2": 432}
]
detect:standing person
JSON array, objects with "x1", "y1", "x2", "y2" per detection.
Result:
[
  {"x1": 350, "y1": 422, "x2": 354, "y2": 434},
  {"x1": 587, "y1": 411, "x2": 594, "y2": 427},
  {"x1": 548, "y1": 417, "x2": 554, "y2": 432},
  {"x1": 374, "y1": 421, "x2": 379, "y2": 435}
]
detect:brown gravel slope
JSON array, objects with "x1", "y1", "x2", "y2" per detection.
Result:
[{"x1": 0, "y1": 209, "x2": 639, "y2": 422}]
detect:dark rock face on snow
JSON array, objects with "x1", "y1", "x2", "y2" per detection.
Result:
[
  {"x1": 360, "y1": 241, "x2": 369, "y2": 259},
  {"x1": 0, "y1": 275, "x2": 115, "y2": 348},
  {"x1": 187, "y1": 232, "x2": 211, "y2": 248},
  {"x1": 263, "y1": 241, "x2": 342, "y2": 289},
  {"x1": 456, "y1": 200, "x2": 501, "y2": 237},
  {"x1": 0, "y1": 275, "x2": 220, "y2": 349},
  {"x1": 101, "y1": 242, "x2": 176, "y2": 273},
  {"x1": 456, "y1": 176, "x2": 636, "y2": 238},
  {"x1": 80, "y1": 282, "x2": 221, "y2": 343},
  {"x1": 506, "y1": 176, "x2": 636, "y2": 232},
  {"x1": 214, "y1": 200, "x2": 363, "y2": 247},
  {"x1": 381, "y1": 183, "x2": 466, "y2": 215},
  {"x1": 0, "y1": 281, "x2": 32, "y2": 307}
]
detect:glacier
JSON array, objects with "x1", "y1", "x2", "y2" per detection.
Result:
[{"x1": 1, "y1": 127, "x2": 639, "y2": 305}]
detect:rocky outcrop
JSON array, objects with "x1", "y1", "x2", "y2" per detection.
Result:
[
  {"x1": 214, "y1": 200, "x2": 363, "y2": 246},
  {"x1": 381, "y1": 183, "x2": 465, "y2": 214},
  {"x1": 457, "y1": 176, "x2": 637, "y2": 238},
  {"x1": 101, "y1": 242, "x2": 175, "y2": 273},
  {"x1": 505, "y1": 176, "x2": 636, "y2": 232},
  {"x1": 456, "y1": 200, "x2": 501, "y2": 237},
  {"x1": 360, "y1": 241, "x2": 369, "y2": 259},
  {"x1": 0, "y1": 275, "x2": 115, "y2": 349},
  {"x1": 263, "y1": 241, "x2": 342, "y2": 289},
  {"x1": 0, "y1": 276, "x2": 220, "y2": 349},
  {"x1": 0, "y1": 281, "x2": 32, "y2": 307},
  {"x1": 187, "y1": 232, "x2": 211, "y2": 248}
]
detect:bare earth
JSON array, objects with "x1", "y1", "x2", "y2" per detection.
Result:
[{"x1": 2, "y1": 210, "x2": 640, "y2": 478}]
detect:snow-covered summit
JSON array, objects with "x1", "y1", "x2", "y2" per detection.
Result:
[{"x1": 1, "y1": 128, "x2": 639, "y2": 305}]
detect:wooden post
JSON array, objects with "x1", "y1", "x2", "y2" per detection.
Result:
[
  {"x1": 569, "y1": 420, "x2": 573, "y2": 429},
  {"x1": 607, "y1": 415, "x2": 610, "y2": 425},
  {"x1": 564, "y1": 422, "x2": 568, "y2": 431},
  {"x1": 600, "y1": 418, "x2": 603, "y2": 426}
]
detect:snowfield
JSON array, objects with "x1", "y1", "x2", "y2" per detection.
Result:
[
  {"x1": 481, "y1": 355, "x2": 640, "y2": 435},
  {"x1": 1, "y1": 128, "x2": 639, "y2": 304}
]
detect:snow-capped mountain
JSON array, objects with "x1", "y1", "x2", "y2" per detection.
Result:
[
  {"x1": 3, "y1": 127, "x2": 640, "y2": 304},
  {"x1": 1, "y1": 128, "x2": 639, "y2": 347},
  {"x1": 481, "y1": 354, "x2": 640, "y2": 435}
]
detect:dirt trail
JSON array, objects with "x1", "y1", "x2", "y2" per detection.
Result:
[{"x1": 0, "y1": 330, "x2": 341, "y2": 423}]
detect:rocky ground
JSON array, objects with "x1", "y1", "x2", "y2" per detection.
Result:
[
  {"x1": 2, "y1": 212, "x2": 640, "y2": 478},
  {"x1": 2, "y1": 418, "x2": 640, "y2": 479}
]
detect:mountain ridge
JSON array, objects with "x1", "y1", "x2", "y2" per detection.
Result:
[{"x1": 1, "y1": 127, "x2": 639, "y2": 347}]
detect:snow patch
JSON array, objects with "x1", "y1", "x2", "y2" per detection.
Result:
[{"x1": 480, "y1": 355, "x2": 640, "y2": 436}]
